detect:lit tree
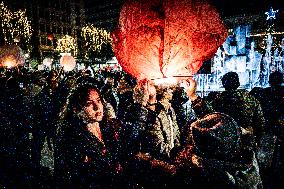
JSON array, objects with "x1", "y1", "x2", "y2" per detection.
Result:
[
  {"x1": 256, "y1": 7, "x2": 279, "y2": 50},
  {"x1": 55, "y1": 35, "x2": 78, "y2": 56},
  {"x1": 0, "y1": 2, "x2": 32, "y2": 48},
  {"x1": 257, "y1": 7, "x2": 282, "y2": 87},
  {"x1": 0, "y1": 1, "x2": 11, "y2": 43},
  {"x1": 81, "y1": 24, "x2": 112, "y2": 59}
]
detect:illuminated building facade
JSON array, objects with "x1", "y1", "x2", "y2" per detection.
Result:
[
  {"x1": 195, "y1": 9, "x2": 284, "y2": 95},
  {"x1": 27, "y1": 0, "x2": 86, "y2": 60}
]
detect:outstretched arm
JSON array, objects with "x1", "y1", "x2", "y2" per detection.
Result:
[{"x1": 182, "y1": 78, "x2": 213, "y2": 118}]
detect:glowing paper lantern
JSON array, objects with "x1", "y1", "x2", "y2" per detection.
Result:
[
  {"x1": 0, "y1": 45, "x2": 25, "y2": 68},
  {"x1": 3, "y1": 55, "x2": 17, "y2": 68},
  {"x1": 43, "y1": 58, "x2": 53, "y2": 67},
  {"x1": 60, "y1": 55, "x2": 76, "y2": 71},
  {"x1": 112, "y1": 0, "x2": 228, "y2": 80}
]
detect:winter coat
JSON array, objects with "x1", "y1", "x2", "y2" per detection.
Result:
[
  {"x1": 213, "y1": 89, "x2": 265, "y2": 146},
  {"x1": 175, "y1": 146, "x2": 262, "y2": 189},
  {"x1": 54, "y1": 116, "x2": 124, "y2": 189},
  {"x1": 146, "y1": 103, "x2": 181, "y2": 160},
  {"x1": 269, "y1": 116, "x2": 284, "y2": 189},
  {"x1": 261, "y1": 86, "x2": 284, "y2": 128},
  {"x1": 117, "y1": 91, "x2": 134, "y2": 124},
  {"x1": 0, "y1": 87, "x2": 29, "y2": 162},
  {"x1": 122, "y1": 102, "x2": 153, "y2": 152},
  {"x1": 0, "y1": 84, "x2": 31, "y2": 188},
  {"x1": 192, "y1": 90, "x2": 265, "y2": 150},
  {"x1": 171, "y1": 87, "x2": 196, "y2": 130}
]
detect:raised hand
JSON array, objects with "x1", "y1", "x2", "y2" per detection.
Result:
[{"x1": 181, "y1": 78, "x2": 198, "y2": 101}]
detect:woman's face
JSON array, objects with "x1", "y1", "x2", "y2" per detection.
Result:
[{"x1": 79, "y1": 89, "x2": 104, "y2": 123}]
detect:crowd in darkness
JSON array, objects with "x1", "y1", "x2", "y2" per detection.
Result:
[{"x1": 0, "y1": 66, "x2": 283, "y2": 189}]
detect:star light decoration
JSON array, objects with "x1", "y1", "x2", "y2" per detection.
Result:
[{"x1": 265, "y1": 7, "x2": 278, "y2": 20}]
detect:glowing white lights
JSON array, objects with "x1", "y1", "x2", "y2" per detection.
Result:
[
  {"x1": 0, "y1": 2, "x2": 32, "y2": 45},
  {"x1": 43, "y1": 57, "x2": 53, "y2": 67},
  {"x1": 81, "y1": 25, "x2": 111, "y2": 58},
  {"x1": 56, "y1": 35, "x2": 77, "y2": 56},
  {"x1": 152, "y1": 77, "x2": 178, "y2": 86}
]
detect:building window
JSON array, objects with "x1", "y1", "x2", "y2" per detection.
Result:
[
  {"x1": 40, "y1": 24, "x2": 45, "y2": 32},
  {"x1": 47, "y1": 39, "x2": 52, "y2": 46},
  {"x1": 76, "y1": 17, "x2": 81, "y2": 25},
  {"x1": 62, "y1": 2, "x2": 66, "y2": 9},
  {"x1": 47, "y1": 26, "x2": 51, "y2": 33},
  {"x1": 45, "y1": 11, "x2": 50, "y2": 21},
  {"x1": 39, "y1": 8, "x2": 44, "y2": 18},
  {"x1": 63, "y1": 27, "x2": 67, "y2": 34},
  {"x1": 59, "y1": 27, "x2": 63, "y2": 34},
  {"x1": 52, "y1": 26, "x2": 56, "y2": 33},
  {"x1": 41, "y1": 36, "x2": 47, "y2": 45}
]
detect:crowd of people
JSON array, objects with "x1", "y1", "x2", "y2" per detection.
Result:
[{"x1": 0, "y1": 66, "x2": 283, "y2": 189}]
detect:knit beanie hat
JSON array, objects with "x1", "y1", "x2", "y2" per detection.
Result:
[{"x1": 191, "y1": 112, "x2": 241, "y2": 159}]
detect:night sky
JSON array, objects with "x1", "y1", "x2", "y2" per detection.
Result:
[
  {"x1": 85, "y1": 0, "x2": 284, "y2": 18},
  {"x1": 210, "y1": 0, "x2": 284, "y2": 18}
]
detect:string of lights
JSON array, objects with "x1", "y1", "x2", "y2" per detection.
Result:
[
  {"x1": 0, "y1": 2, "x2": 32, "y2": 46},
  {"x1": 55, "y1": 35, "x2": 78, "y2": 56},
  {"x1": 81, "y1": 24, "x2": 111, "y2": 58}
]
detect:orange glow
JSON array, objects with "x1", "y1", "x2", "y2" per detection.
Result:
[
  {"x1": 3, "y1": 56, "x2": 17, "y2": 68},
  {"x1": 0, "y1": 45, "x2": 25, "y2": 68}
]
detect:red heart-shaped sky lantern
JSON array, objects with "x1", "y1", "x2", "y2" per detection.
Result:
[{"x1": 112, "y1": 0, "x2": 228, "y2": 80}]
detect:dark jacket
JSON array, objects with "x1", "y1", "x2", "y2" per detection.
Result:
[
  {"x1": 117, "y1": 91, "x2": 134, "y2": 124},
  {"x1": 193, "y1": 90, "x2": 265, "y2": 150},
  {"x1": 255, "y1": 86, "x2": 284, "y2": 132},
  {"x1": 176, "y1": 146, "x2": 262, "y2": 189},
  {"x1": 146, "y1": 103, "x2": 181, "y2": 160},
  {"x1": 55, "y1": 116, "x2": 124, "y2": 188}
]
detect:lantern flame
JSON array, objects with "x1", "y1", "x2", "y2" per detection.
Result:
[
  {"x1": 152, "y1": 75, "x2": 193, "y2": 86},
  {"x1": 152, "y1": 77, "x2": 177, "y2": 86}
]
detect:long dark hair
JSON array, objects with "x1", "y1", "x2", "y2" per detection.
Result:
[{"x1": 59, "y1": 83, "x2": 105, "y2": 122}]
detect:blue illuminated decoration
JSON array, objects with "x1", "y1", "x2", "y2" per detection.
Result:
[{"x1": 265, "y1": 7, "x2": 278, "y2": 20}]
